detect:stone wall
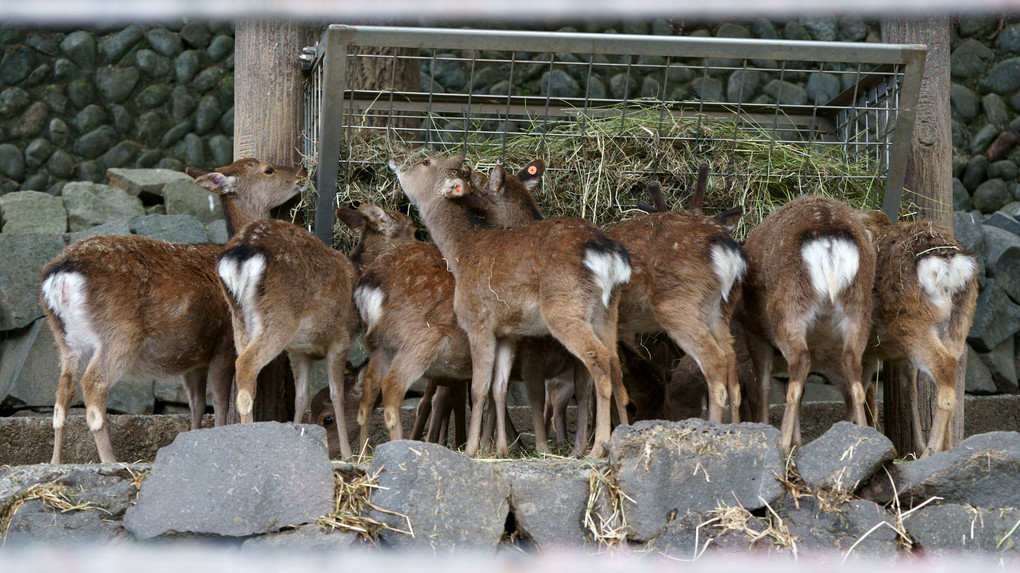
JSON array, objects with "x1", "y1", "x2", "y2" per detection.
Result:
[
  {"x1": 2, "y1": 15, "x2": 1020, "y2": 420},
  {"x1": 0, "y1": 22, "x2": 235, "y2": 197}
]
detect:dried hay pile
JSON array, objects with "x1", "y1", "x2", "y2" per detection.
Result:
[{"x1": 298, "y1": 104, "x2": 888, "y2": 253}]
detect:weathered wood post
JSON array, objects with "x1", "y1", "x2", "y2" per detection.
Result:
[
  {"x1": 881, "y1": 16, "x2": 960, "y2": 455},
  {"x1": 231, "y1": 19, "x2": 311, "y2": 423}
]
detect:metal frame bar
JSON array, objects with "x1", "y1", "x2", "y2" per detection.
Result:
[{"x1": 307, "y1": 25, "x2": 927, "y2": 240}]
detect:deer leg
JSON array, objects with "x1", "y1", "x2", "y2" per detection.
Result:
[
  {"x1": 464, "y1": 334, "x2": 497, "y2": 458},
  {"x1": 51, "y1": 352, "x2": 82, "y2": 465},
  {"x1": 290, "y1": 354, "x2": 312, "y2": 424},
  {"x1": 411, "y1": 379, "x2": 437, "y2": 441},
  {"x1": 745, "y1": 333, "x2": 776, "y2": 425},
  {"x1": 668, "y1": 328, "x2": 731, "y2": 424},
  {"x1": 904, "y1": 363, "x2": 925, "y2": 455},
  {"x1": 234, "y1": 328, "x2": 292, "y2": 424},
  {"x1": 449, "y1": 382, "x2": 468, "y2": 449},
  {"x1": 775, "y1": 332, "x2": 810, "y2": 453},
  {"x1": 569, "y1": 361, "x2": 592, "y2": 457},
  {"x1": 490, "y1": 340, "x2": 516, "y2": 458},
  {"x1": 326, "y1": 339, "x2": 353, "y2": 459},
  {"x1": 207, "y1": 344, "x2": 234, "y2": 428},
  {"x1": 425, "y1": 385, "x2": 448, "y2": 443},
  {"x1": 356, "y1": 353, "x2": 389, "y2": 451},
  {"x1": 379, "y1": 353, "x2": 430, "y2": 442},
  {"x1": 79, "y1": 356, "x2": 119, "y2": 463},
  {"x1": 182, "y1": 369, "x2": 208, "y2": 430},
  {"x1": 920, "y1": 348, "x2": 961, "y2": 457},
  {"x1": 520, "y1": 346, "x2": 552, "y2": 455}
]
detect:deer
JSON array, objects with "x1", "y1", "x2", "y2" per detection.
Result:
[
  {"x1": 738, "y1": 194, "x2": 877, "y2": 452},
  {"x1": 465, "y1": 161, "x2": 747, "y2": 426},
  {"x1": 355, "y1": 160, "x2": 589, "y2": 455},
  {"x1": 40, "y1": 158, "x2": 307, "y2": 463},
  {"x1": 392, "y1": 155, "x2": 631, "y2": 458},
  {"x1": 216, "y1": 201, "x2": 416, "y2": 459},
  {"x1": 850, "y1": 211, "x2": 978, "y2": 457},
  {"x1": 309, "y1": 365, "x2": 364, "y2": 459}
]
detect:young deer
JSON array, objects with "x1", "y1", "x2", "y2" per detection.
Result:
[
  {"x1": 217, "y1": 202, "x2": 415, "y2": 459},
  {"x1": 854, "y1": 212, "x2": 978, "y2": 457},
  {"x1": 355, "y1": 161, "x2": 584, "y2": 454},
  {"x1": 40, "y1": 158, "x2": 306, "y2": 463},
  {"x1": 739, "y1": 194, "x2": 876, "y2": 452},
  {"x1": 393, "y1": 156, "x2": 631, "y2": 458},
  {"x1": 471, "y1": 161, "x2": 747, "y2": 425}
]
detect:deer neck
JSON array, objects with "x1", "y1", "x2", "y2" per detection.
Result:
[
  {"x1": 413, "y1": 192, "x2": 483, "y2": 277},
  {"x1": 219, "y1": 194, "x2": 270, "y2": 239}
]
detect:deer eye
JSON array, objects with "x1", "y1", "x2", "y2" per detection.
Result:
[
  {"x1": 422, "y1": 159, "x2": 431, "y2": 166},
  {"x1": 264, "y1": 166, "x2": 274, "y2": 174},
  {"x1": 323, "y1": 416, "x2": 335, "y2": 427}
]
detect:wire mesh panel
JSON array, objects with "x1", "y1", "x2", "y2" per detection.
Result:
[{"x1": 302, "y1": 25, "x2": 925, "y2": 243}]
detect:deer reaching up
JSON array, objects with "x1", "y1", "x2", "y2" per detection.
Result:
[
  {"x1": 739, "y1": 194, "x2": 876, "y2": 452},
  {"x1": 853, "y1": 211, "x2": 978, "y2": 457},
  {"x1": 40, "y1": 158, "x2": 306, "y2": 463},
  {"x1": 392, "y1": 156, "x2": 631, "y2": 458}
]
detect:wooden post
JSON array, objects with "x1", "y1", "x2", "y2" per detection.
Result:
[
  {"x1": 230, "y1": 19, "x2": 311, "y2": 423},
  {"x1": 880, "y1": 16, "x2": 960, "y2": 455}
]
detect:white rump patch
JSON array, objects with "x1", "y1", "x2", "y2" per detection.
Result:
[
  {"x1": 583, "y1": 249, "x2": 632, "y2": 307},
  {"x1": 802, "y1": 237, "x2": 859, "y2": 303},
  {"x1": 354, "y1": 285, "x2": 384, "y2": 335},
  {"x1": 41, "y1": 271, "x2": 100, "y2": 355},
  {"x1": 918, "y1": 254, "x2": 976, "y2": 317},
  {"x1": 218, "y1": 254, "x2": 266, "y2": 338},
  {"x1": 711, "y1": 244, "x2": 747, "y2": 303}
]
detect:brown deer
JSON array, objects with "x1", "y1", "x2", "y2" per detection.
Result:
[
  {"x1": 40, "y1": 158, "x2": 306, "y2": 463},
  {"x1": 309, "y1": 365, "x2": 364, "y2": 459},
  {"x1": 392, "y1": 155, "x2": 631, "y2": 458},
  {"x1": 469, "y1": 161, "x2": 747, "y2": 425},
  {"x1": 217, "y1": 202, "x2": 415, "y2": 459},
  {"x1": 355, "y1": 160, "x2": 586, "y2": 455},
  {"x1": 739, "y1": 194, "x2": 876, "y2": 452},
  {"x1": 852, "y1": 212, "x2": 979, "y2": 457}
]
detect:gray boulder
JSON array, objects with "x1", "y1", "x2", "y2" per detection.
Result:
[
  {"x1": 0, "y1": 190, "x2": 67, "y2": 234},
  {"x1": 129, "y1": 213, "x2": 208, "y2": 244},
  {"x1": 0, "y1": 463, "x2": 141, "y2": 547},
  {"x1": 106, "y1": 167, "x2": 192, "y2": 202},
  {"x1": 795, "y1": 421, "x2": 896, "y2": 492},
  {"x1": 0, "y1": 233, "x2": 67, "y2": 331},
  {"x1": 953, "y1": 211, "x2": 986, "y2": 253},
  {"x1": 860, "y1": 432, "x2": 1020, "y2": 509},
  {"x1": 366, "y1": 440, "x2": 510, "y2": 552},
  {"x1": 162, "y1": 179, "x2": 222, "y2": 224},
  {"x1": 778, "y1": 496, "x2": 900, "y2": 560},
  {"x1": 496, "y1": 459, "x2": 595, "y2": 550},
  {"x1": 973, "y1": 178, "x2": 1010, "y2": 213},
  {"x1": 969, "y1": 279, "x2": 1020, "y2": 352},
  {"x1": 68, "y1": 220, "x2": 132, "y2": 243},
  {"x1": 607, "y1": 419, "x2": 785, "y2": 542},
  {"x1": 966, "y1": 345, "x2": 998, "y2": 394},
  {"x1": 903, "y1": 504, "x2": 1020, "y2": 556},
  {"x1": 124, "y1": 422, "x2": 333, "y2": 539},
  {"x1": 205, "y1": 219, "x2": 229, "y2": 245},
  {"x1": 62, "y1": 181, "x2": 145, "y2": 232}
]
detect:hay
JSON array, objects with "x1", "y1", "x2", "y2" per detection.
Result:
[
  {"x1": 0, "y1": 481, "x2": 102, "y2": 545},
  {"x1": 316, "y1": 466, "x2": 413, "y2": 543},
  {"x1": 584, "y1": 465, "x2": 632, "y2": 551},
  {"x1": 310, "y1": 103, "x2": 886, "y2": 252}
]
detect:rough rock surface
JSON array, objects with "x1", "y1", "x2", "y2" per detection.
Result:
[
  {"x1": 123, "y1": 422, "x2": 333, "y2": 539},
  {"x1": 795, "y1": 421, "x2": 897, "y2": 492},
  {"x1": 365, "y1": 440, "x2": 510, "y2": 552},
  {"x1": 608, "y1": 419, "x2": 786, "y2": 542}
]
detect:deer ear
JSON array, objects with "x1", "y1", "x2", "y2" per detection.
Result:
[
  {"x1": 336, "y1": 207, "x2": 365, "y2": 231},
  {"x1": 517, "y1": 159, "x2": 546, "y2": 190},
  {"x1": 488, "y1": 165, "x2": 506, "y2": 195},
  {"x1": 714, "y1": 206, "x2": 744, "y2": 232},
  {"x1": 442, "y1": 177, "x2": 469, "y2": 199},
  {"x1": 358, "y1": 204, "x2": 389, "y2": 230},
  {"x1": 192, "y1": 171, "x2": 237, "y2": 195}
]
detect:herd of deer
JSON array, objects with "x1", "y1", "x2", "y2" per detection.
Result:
[{"x1": 38, "y1": 153, "x2": 979, "y2": 465}]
